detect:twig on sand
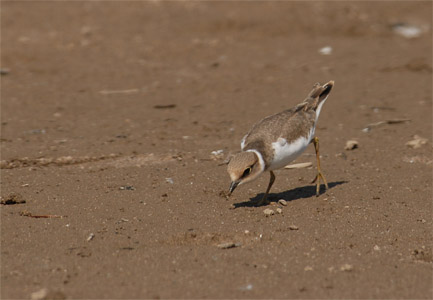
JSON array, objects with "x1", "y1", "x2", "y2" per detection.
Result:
[
  {"x1": 363, "y1": 118, "x2": 411, "y2": 132},
  {"x1": 19, "y1": 211, "x2": 65, "y2": 219},
  {"x1": 154, "y1": 104, "x2": 176, "y2": 109},
  {"x1": 99, "y1": 89, "x2": 139, "y2": 95}
]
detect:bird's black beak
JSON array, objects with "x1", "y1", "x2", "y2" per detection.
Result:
[{"x1": 228, "y1": 181, "x2": 240, "y2": 196}]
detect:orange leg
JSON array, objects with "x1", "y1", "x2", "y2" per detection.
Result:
[
  {"x1": 256, "y1": 171, "x2": 275, "y2": 206},
  {"x1": 311, "y1": 137, "x2": 329, "y2": 196}
]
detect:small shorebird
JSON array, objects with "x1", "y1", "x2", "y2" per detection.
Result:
[{"x1": 227, "y1": 81, "x2": 334, "y2": 206}]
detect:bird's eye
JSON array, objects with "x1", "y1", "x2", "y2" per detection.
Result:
[{"x1": 242, "y1": 167, "x2": 252, "y2": 178}]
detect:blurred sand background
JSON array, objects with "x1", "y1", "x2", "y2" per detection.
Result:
[{"x1": 1, "y1": 1, "x2": 432, "y2": 299}]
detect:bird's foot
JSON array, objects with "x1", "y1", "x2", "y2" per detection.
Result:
[{"x1": 311, "y1": 171, "x2": 329, "y2": 196}]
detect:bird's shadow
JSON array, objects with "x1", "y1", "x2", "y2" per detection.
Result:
[{"x1": 232, "y1": 181, "x2": 347, "y2": 208}]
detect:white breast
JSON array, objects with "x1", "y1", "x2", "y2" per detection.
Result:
[{"x1": 269, "y1": 129, "x2": 314, "y2": 170}]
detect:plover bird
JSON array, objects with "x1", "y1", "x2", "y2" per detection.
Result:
[{"x1": 227, "y1": 81, "x2": 334, "y2": 206}]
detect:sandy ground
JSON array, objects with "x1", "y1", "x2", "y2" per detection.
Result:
[{"x1": 1, "y1": 1, "x2": 432, "y2": 299}]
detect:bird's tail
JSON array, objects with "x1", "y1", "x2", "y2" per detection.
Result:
[{"x1": 306, "y1": 81, "x2": 334, "y2": 109}]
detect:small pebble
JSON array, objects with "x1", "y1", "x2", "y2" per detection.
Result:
[
  {"x1": 406, "y1": 135, "x2": 428, "y2": 149},
  {"x1": 0, "y1": 68, "x2": 10, "y2": 75},
  {"x1": 86, "y1": 233, "x2": 95, "y2": 242},
  {"x1": 29, "y1": 129, "x2": 46, "y2": 135},
  {"x1": 304, "y1": 266, "x2": 313, "y2": 271},
  {"x1": 276, "y1": 208, "x2": 283, "y2": 214},
  {"x1": 240, "y1": 283, "x2": 253, "y2": 291},
  {"x1": 278, "y1": 199, "x2": 288, "y2": 206},
  {"x1": 373, "y1": 245, "x2": 380, "y2": 251},
  {"x1": 31, "y1": 288, "x2": 48, "y2": 300},
  {"x1": 263, "y1": 208, "x2": 275, "y2": 217},
  {"x1": 392, "y1": 23, "x2": 422, "y2": 39},
  {"x1": 340, "y1": 264, "x2": 354, "y2": 272},
  {"x1": 345, "y1": 140, "x2": 359, "y2": 150},
  {"x1": 217, "y1": 242, "x2": 241, "y2": 249},
  {"x1": 318, "y1": 46, "x2": 332, "y2": 55},
  {"x1": 289, "y1": 225, "x2": 299, "y2": 230},
  {"x1": 211, "y1": 149, "x2": 224, "y2": 156},
  {"x1": 119, "y1": 185, "x2": 135, "y2": 190},
  {"x1": 31, "y1": 288, "x2": 66, "y2": 300}
]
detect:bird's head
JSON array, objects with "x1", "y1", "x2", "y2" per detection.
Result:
[{"x1": 227, "y1": 151, "x2": 264, "y2": 195}]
